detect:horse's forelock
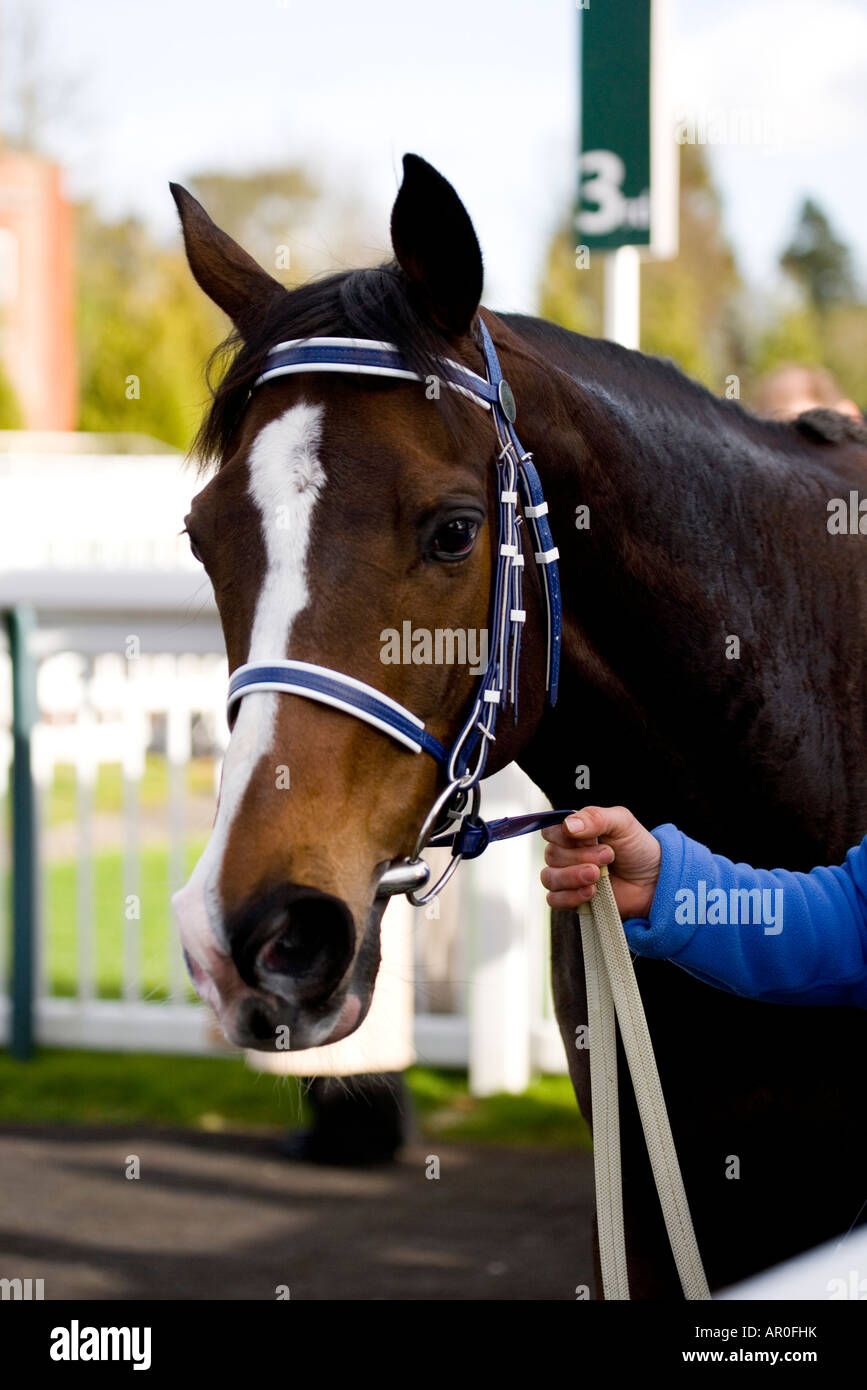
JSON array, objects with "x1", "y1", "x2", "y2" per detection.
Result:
[{"x1": 191, "y1": 265, "x2": 478, "y2": 475}]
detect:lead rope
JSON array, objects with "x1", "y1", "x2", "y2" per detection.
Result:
[{"x1": 580, "y1": 867, "x2": 711, "y2": 1301}]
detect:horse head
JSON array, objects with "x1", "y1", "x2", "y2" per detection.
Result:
[{"x1": 171, "y1": 155, "x2": 550, "y2": 1051}]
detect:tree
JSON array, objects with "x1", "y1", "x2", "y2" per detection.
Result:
[
  {"x1": 186, "y1": 168, "x2": 380, "y2": 289},
  {"x1": 780, "y1": 198, "x2": 857, "y2": 312},
  {"x1": 1, "y1": 1, "x2": 87, "y2": 155},
  {"x1": 640, "y1": 145, "x2": 744, "y2": 385},
  {"x1": 0, "y1": 360, "x2": 23, "y2": 427},
  {"x1": 183, "y1": 170, "x2": 320, "y2": 288},
  {"x1": 76, "y1": 204, "x2": 223, "y2": 449},
  {"x1": 751, "y1": 307, "x2": 825, "y2": 378},
  {"x1": 76, "y1": 164, "x2": 378, "y2": 450},
  {"x1": 819, "y1": 305, "x2": 867, "y2": 411},
  {"x1": 752, "y1": 200, "x2": 866, "y2": 410}
]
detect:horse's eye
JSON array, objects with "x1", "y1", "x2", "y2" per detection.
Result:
[
  {"x1": 187, "y1": 535, "x2": 203, "y2": 563},
  {"x1": 431, "y1": 518, "x2": 479, "y2": 559}
]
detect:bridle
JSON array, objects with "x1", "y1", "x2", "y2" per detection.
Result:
[{"x1": 226, "y1": 319, "x2": 572, "y2": 903}]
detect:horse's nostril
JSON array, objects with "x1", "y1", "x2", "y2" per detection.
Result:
[
  {"x1": 246, "y1": 1003, "x2": 277, "y2": 1042},
  {"x1": 257, "y1": 895, "x2": 352, "y2": 987},
  {"x1": 230, "y1": 884, "x2": 354, "y2": 1001},
  {"x1": 261, "y1": 920, "x2": 313, "y2": 975}
]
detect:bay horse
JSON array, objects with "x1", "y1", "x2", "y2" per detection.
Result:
[{"x1": 171, "y1": 153, "x2": 867, "y2": 1298}]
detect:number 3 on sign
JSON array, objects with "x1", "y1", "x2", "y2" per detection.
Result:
[
  {"x1": 578, "y1": 150, "x2": 626, "y2": 235},
  {"x1": 578, "y1": 151, "x2": 650, "y2": 235}
]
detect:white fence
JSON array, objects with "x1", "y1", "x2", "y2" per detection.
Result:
[{"x1": 0, "y1": 445, "x2": 566, "y2": 1093}]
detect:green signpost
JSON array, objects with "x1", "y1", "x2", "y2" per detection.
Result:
[
  {"x1": 576, "y1": 0, "x2": 678, "y2": 345},
  {"x1": 577, "y1": 0, "x2": 652, "y2": 249},
  {"x1": 7, "y1": 605, "x2": 37, "y2": 1060}
]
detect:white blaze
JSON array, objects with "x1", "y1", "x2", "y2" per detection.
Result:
[{"x1": 173, "y1": 402, "x2": 325, "y2": 973}]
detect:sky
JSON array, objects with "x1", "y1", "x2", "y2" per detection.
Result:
[{"x1": 6, "y1": 0, "x2": 867, "y2": 314}]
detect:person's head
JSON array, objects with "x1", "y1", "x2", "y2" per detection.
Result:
[{"x1": 754, "y1": 364, "x2": 862, "y2": 422}]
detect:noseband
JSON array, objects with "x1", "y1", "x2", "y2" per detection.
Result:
[{"x1": 226, "y1": 320, "x2": 572, "y2": 902}]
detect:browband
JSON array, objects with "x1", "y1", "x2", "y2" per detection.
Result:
[{"x1": 254, "y1": 336, "x2": 496, "y2": 410}]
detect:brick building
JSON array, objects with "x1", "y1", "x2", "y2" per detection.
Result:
[{"x1": 0, "y1": 151, "x2": 76, "y2": 430}]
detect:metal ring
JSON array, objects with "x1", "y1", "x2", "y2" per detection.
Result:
[
  {"x1": 405, "y1": 782, "x2": 481, "y2": 906},
  {"x1": 407, "y1": 851, "x2": 465, "y2": 907},
  {"x1": 411, "y1": 780, "x2": 480, "y2": 862},
  {"x1": 446, "y1": 711, "x2": 495, "y2": 787}
]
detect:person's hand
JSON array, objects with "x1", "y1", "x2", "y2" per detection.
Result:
[{"x1": 540, "y1": 805, "x2": 661, "y2": 919}]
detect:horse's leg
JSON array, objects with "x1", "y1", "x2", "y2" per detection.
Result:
[{"x1": 550, "y1": 908, "x2": 592, "y2": 1116}]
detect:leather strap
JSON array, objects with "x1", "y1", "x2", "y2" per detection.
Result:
[
  {"x1": 582, "y1": 869, "x2": 711, "y2": 1300},
  {"x1": 255, "y1": 336, "x2": 498, "y2": 410},
  {"x1": 477, "y1": 320, "x2": 562, "y2": 703},
  {"x1": 227, "y1": 659, "x2": 447, "y2": 762},
  {"x1": 430, "y1": 806, "x2": 575, "y2": 859}
]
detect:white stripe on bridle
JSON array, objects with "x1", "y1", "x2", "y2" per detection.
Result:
[{"x1": 254, "y1": 336, "x2": 494, "y2": 409}]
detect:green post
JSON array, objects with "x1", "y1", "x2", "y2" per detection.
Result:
[
  {"x1": 7, "y1": 605, "x2": 37, "y2": 1060},
  {"x1": 577, "y1": 0, "x2": 653, "y2": 250}
]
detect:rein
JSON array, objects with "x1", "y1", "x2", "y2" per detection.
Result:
[{"x1": 227, "y1": 321, "x2": 572, "y2": 902}]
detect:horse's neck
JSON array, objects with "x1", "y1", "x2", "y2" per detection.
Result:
[{"x1": 506, "y1": 333, "x2": 867, "y2": 865}]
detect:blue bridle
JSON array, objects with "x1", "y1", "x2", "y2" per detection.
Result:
[{"x1": 226, "y1": 320, "x2": 572, "y2": 902}]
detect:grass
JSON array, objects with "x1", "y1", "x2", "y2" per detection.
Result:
[
  {"x1": 42, "y1": 842, "x2": 207, "y2": 999},
  {"x1": 4, "y1": 753, "x2": 211, "y2": 998},
  {"x1": 43, "y1": 755, "x2": 216, "y2": 828},
  {"x1": 0, "y1": 1049, "x2": 591, "y2": 1148},
  {"x1": 408, "y1": 1067, "x2": 591, "y2": 1148}
]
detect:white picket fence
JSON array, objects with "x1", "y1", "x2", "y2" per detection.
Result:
[{"x1": 0, "y1": 444, "x2": 566, "y2": 1092}]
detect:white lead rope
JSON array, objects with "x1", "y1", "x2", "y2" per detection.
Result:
[{"x1": 579, "y1": 866, "x2": 711, "y2": 1300}]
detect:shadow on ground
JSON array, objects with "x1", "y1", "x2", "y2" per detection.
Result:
[{"x1": 0, "y1": 1124, "x2": 595, "y2": 1300}]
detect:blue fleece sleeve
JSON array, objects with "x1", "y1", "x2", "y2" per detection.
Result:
[{"x1": 622, "y1": 825, "x2": 867, "y2": 1007}]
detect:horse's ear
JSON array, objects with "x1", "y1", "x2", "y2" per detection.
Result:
[
  {"x1": 170, "y1": 182, "x2": 288, "y2": 338},
  {"x1": 390, "y1": 154, "x2": 483, "y2": 337}
]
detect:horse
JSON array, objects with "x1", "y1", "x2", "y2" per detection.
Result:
[{"x1": 171, "y1": 153, "x2": 867, "y2": 1298}]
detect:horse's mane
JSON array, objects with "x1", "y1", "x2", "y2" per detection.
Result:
[
  {"x1": 501, "y1": 313, "x2": 867, "y2": 452},
  {"x1": 193, "y1": 264, "x2": 469, "y2": 472},
  {"x1": 790, "y1": 407, "x2": 867, "y2": 446}
]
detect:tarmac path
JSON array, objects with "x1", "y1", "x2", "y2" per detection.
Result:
[{"x1": 0, "y1": 1124, "x2": 595, "y2": 1300}]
